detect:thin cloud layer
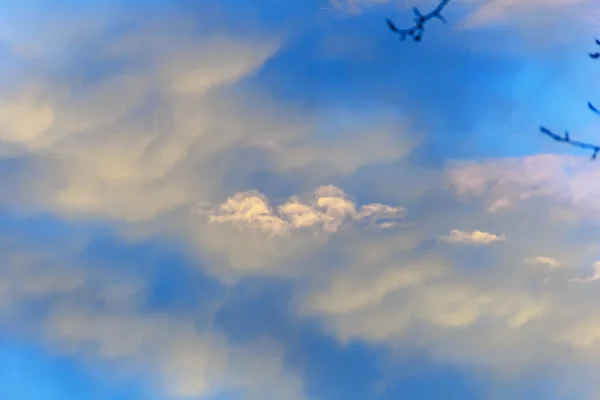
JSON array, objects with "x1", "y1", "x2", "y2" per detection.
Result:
[
  {"x1": 463, "y1": 0, "x2": 598, "y2": 27},
  {"x1": 4, "y1": 0, "x2": 600, "y2": 398},
  {"x1": 0, "y1": 233, "x2": 305, "y2": 400},
  {"x1": 45, "y1": 309, "x2": 304, "y2": 400},
  {"x1": 295, "y1": 217, "x2": 600, "y2": 380},
  {"x1": 327, "y1": 0, "x2": 390, "y2": 14},
  {"x1": 0, "y1": 10, "x2": 416, "y2": 223},
  {"x1": 571, "y1": 261, "x2": 600, "y2": 283},
  {"x1": 445, "y1": 154, "x2": 600, "y2": 219},
  {"x1": 525, "y1": 256, "x2": 562, "y2": 268}
]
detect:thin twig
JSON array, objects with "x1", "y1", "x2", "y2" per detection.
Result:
[
  {"x1": 540, "y1": 38, "x2": 600, "y2": 161},
  {"x1": 385, "y1": 0, "x2": 451, "y2": 42}
]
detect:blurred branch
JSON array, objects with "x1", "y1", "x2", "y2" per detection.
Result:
[{"x1": 385, "y1": 0, "x2": 450, "y2": 42}]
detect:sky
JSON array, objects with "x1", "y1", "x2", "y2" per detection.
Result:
[{"x1": 3, "y1": 0, "x2": 600, "y2": 399}]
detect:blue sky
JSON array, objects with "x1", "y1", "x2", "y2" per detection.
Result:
[{"x1": 3, "y1": 0, "x2": 600, "y2": 399}]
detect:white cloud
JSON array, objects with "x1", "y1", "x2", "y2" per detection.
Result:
[
  {"x1": 571, "y1": 261, "x2": 600, "y2": 283},
  {"x1": 0, "y1": 237, "x2": 305, "y2": 400},
  {"x1": 462, "y1": 0, "x2": 597, "y2": 28},
  {"x1": 326, "y1": 0, "x2": 390, "y2": 15},
  {"x1": 45, "y1": 309, "x2": 304, "y2": 400},
  {"x1": 445, "y1": 154, "x2": 600, "y2": 220},
  {"x1": 525, "y1": 256, "x2": 561, "y2": 269},
  {"x1": 303, "y1": 258, "x2": 445, "y2": 316},
  {"x1": 282, "y1": 153, "x2": 600, "y2": 385},
  {"x1": 441, "y1": 229, "x2": 506, "y2": 244},
  {"x1": 196, "y1": 185, "x2": 407, "y2": 236},
  {"x1": 326, "y1": 0, "x2": 600, "y2": 39},
  {"x1": 0, "y1": 11, "x2": 416, "y2": 226},
  {"x1": 6, "y1": 2, "x2": 600, "y2": 397}
]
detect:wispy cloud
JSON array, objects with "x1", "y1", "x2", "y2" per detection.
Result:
[
  {"x1": 445, "y1": 154, "x2": 600, "y2": 219},
  {"x1": 525, "y1": 256, "x2": 562, "y2": 269},
  {"x1": 326, "y1": 0, "x2": 391, "y2": 15},
  {"x1": 462, "y1": 0, "x2": 597, "y2": 28},
  {"x1": 571, "y1": 261, "x2": 600, "y2": 283},
  {"x1": 4, "y1": 0, "x2": 600, "y2": 398},
  {"x1": 441, "y1": 229, "x2": 507, "y2": 244},
  {"x1": 0, "y1": 231, "x2": 305, "y2": 400}
]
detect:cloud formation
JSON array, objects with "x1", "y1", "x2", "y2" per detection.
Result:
[
  {"x1": 5, "y1": 0, "x2": 600, "y2": 398},
  {"x1": 326, "y1": 0, "x2": 390, "y2": 15},
  {"x1": 445, "y1": 154, "x2": 600, "y2": 219},
  {"x1": 525, "y1": 256, "x2": 562, "y2": 269},
  {"x1": 463, "y1": 0, "x2": 598, "y2": 27},
  {"x1": 45, "y1": 309, "x2": 304, "y2": 400},
  {"x1": 441, "y1": 229, "x2": 507, "y2": 244},
  {"x1": 0, "y1": 232, "x2": 305, "y2": 400},
  {"x1": 0, "y1": 9, "x2": 417, "y2": 226},
  {"x1": 196, "y1": 185, "x2": 407, "y2": 236}
]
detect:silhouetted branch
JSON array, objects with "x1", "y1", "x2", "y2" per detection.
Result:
[
  {"x1": 385, "y1": 0, "x2": 450, "y2": 42},
  {"x1": 540, "y1": 126, "x2": 600, "y2": 160},
  {"x1": 589, "y1": 38, "x2": 600, "y2": 59},
  {"x1": 540, "y1": 38, "x2": 600, "y2": 160},
  {"x1": 588, "y1": 40, "x2": 600, "y2": 116}
]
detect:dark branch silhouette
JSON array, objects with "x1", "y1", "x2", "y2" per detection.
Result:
[
  {"x1": 540, "y1": 38, "x2": 600, "y2": 161},
  {"x1": 589, "y1": 101, "x2": 600, "y2": 116},
  {"x1": 385, "y1": 19, "x2": 421, "y2": 42},
  {"x1": 589, "y1": 38, "x2": 600, "y2": 59},
  {"x1": 589, "y1": 43, "x2": 600, "y2": 114},
  {"x1": 385, "y1": 0, "x2": 450, "y2": 42},
  {"x1": 540, "y1": 126, "x2": 600, "y2": 160}
]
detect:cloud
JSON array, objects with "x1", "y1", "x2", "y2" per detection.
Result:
[
  {"x1": 196, "y1": 185, "x2": 407, "y2": 236},
  {"x1": 327, "y1": 0, "x2": 600, "y2": 38},
  {"x1": 0, "y1": 8, "x2": 417, "y2": 226},
  {"x1": 571, "y1": 261, "x2": 600, "y2": 283},
  {"x1": 326, "y1": 0, "x2": 390, "y2": 15},
  {"x1": 0, "y1": 32, "x2": 280, "y2": 221},
  {"x1": 282, "y1": 153, "x2": 600, "y2": 386},
  {"x1": 45, "y1": 309, "x2": 304, "y2": 400},
  {"x1": 0, "y1": 230, "x2": 305, "y2": 400},
  {"x1": 462, "y1": 0, "x2": 598, "y2": 28},
  {"x1": 441, "y1": 229, "x2": 506, "y2": 244},
  {"x1": 302, "y1": 256, "x2": 445, "y2": 316},
  {"x1": 6, "y1": 1, "x2": 600, "y2": 398},
  {"x1": 525, "y1": 256, "x2": 561, "y2": 269},
  {"x1": 184, "y1": 185, "x2": 409, "y2": 283},
  {"x1": 445, "y1": 154, "x2": 600, "y2": 219}
]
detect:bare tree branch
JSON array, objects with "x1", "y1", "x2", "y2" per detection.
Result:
[
  {"x1": 385, "y1": 0, "x2": 450, "y2": 42},
  {"x1": 540, "y1": 39, "x2": 600, "y2": 161}
]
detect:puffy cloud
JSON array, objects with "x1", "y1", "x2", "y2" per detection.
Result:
[
  {"x1": 196, "y1": 185, "x2": 407, "y2": 236},
  {"x1": 185, "y1": 185, "x2": 408, "y2": 283},
  {"x1": 441, "y1": 229, "x2": 506, "y2": 244}
]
